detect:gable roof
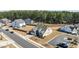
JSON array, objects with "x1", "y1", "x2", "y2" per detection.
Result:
[
  {"x1": 60, "y1": 25, "x2": 77, "y2": 33},
  {"x1": 36, "y1": 23, "x2": 47, "y2": 32},
  {"x1": 70, "y1": 26, "x2": 74, "y2": 31},
  {"x1": 35, "y1": 23, "x2": 48, "y2": 36},
  {"x1": 25, "y1": 18, "x2": 34, "y2": 23},
  {"x1": 13, "y1": 19, "x2": 25, "y2": 24},
  {"x1": 74, "y1": 24, "x2": 79, "y2": 28},
  {"x1": 31, "y1": 23, "x2": 52, "y2": 38},
  {"x1": 1, "y1": 18, "x2": 11, "y2": 22},
  {"x1": 25, "y1": 18, "x2": 32, "y2": 21}
]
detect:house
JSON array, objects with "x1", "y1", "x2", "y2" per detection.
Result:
[
  {"x1": 11, "y1": 19, "x2": 25, "y2": 28},
  {"x1": 0, "y1": 18, "x2": 11, "y2": 25},
  {"x1": 30, "y1": 23, "x2": 52, "y2": 38},
  {"x1": 24, "y1": 18, "x2": 34, "y2": 25},
  {"x1": 60, "y1": 25, "x2": 78, "y2": 35},
  {"x1": 0, "y1": 22, "x2": 4, "y2": 28},
  {"x1": 74, "y1": 24, "x2": 79, "y2": 29},
  {"x1": 75, "y1": 24, "x2": 79, "y2": 35}
]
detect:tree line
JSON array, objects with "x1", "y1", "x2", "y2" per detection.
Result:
[{"x1": 0, "y1": 10, "x2": 79, "y2": 24}]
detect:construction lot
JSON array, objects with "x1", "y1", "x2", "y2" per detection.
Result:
[
  {"x1": 30, "y1": 30, "x2": 62, "y2": 48},
  {"x1": 11, "y1": 24, "x2": 65, "y2": 48},
  {"x1": 13, "y1": 24, "x2": 63, "y2": 36},
  {"x1": 3, "y1": 24, "x2": 79, "y2": 48}
]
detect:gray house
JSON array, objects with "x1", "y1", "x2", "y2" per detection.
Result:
[
  {"x1": 24, "y1": 18, "x2": 34, "y2": 25},
  {"x1": 30, "y1": 23, "x2": 52, "y2": 38},
  {"x1": 0, "y1": 18, "x2": 11, "y2": 25},
  {"x1": 75, "y1": 24, "x2": 79, "y2": 35},
  {"x1": 60, "y1": 25, "x2": 78, "y2": 35},
  {"x1": 11, "y1": 19, "x2": 26, "y2": 28}
]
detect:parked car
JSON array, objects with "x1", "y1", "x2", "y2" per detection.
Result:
[
  {"x1": 10, "y1": 31, "x2": 14, "y2": 34},
  {"x1": 5, "y1": 29, "x2": 9, "y2": 31},
  {"x1": 9, "y1": 26, "x2": 12, "y2": 27},
  {"x1": 57, "y1": 43, "x2": 68, "y2": 48}
]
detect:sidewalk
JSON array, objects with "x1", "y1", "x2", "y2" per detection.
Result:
[
  {"x1": 0, "y1": 32, "x2": 22, "y2": 48},
  {"x1": 3, "y1": 27, "x2": 46, "y2": 48},
  {"x1": 13, "y1": 30, "x2": 46, "y2": 48}
]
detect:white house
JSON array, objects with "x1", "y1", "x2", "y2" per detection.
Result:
[
  {"x1": 60, "y1": 25, "x2": 78, "y2": 34},
  {"x1": 11, "y1": 19, "x2": 25, "y2": 28},
  {"x1": 31, "y1": 23, "x2": 52, "y2": 38},
  {"x1": 24, "y1": 18, "x2": 34, "y2": 25},
  {"x1": 43, "y1": 27, "x2": 52, "y2": 37}
]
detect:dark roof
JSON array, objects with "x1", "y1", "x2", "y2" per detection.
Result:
[
  {"x1": 13, "y1": 19, "x2": 25, "y2": 23},
  {"x1": 36, "y1": 23, "x2": 47, "y2": 32}
]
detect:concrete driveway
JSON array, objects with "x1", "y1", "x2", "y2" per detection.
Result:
[{"x1": 48, "y1": 34, "x2": 70, "y2": 46}]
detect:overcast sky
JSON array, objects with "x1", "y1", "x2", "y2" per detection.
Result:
[{"x1": 0, "y1": 0, "x2": 79, "y2": 11}]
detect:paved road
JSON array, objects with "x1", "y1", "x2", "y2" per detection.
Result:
[
  {"x1": 48, "y1": 34, "x2": 69, "y2": 46},
  {"x1": 0, "y1": 29, "x2": 38, "y2": 48}
]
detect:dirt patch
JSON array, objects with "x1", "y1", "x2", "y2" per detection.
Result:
[
  {"x1": 13, "y1": 25, "x2": 35, "y2": 36},
  {"x1": 1, "y1": 44, "x2": 16, "y2": 48},
  {"x1": 13, "y1": 29, "x2": 27, "y2": 36},
  {"x1": 30, "y1": 30, "x2": 63, "y2": 48}
]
